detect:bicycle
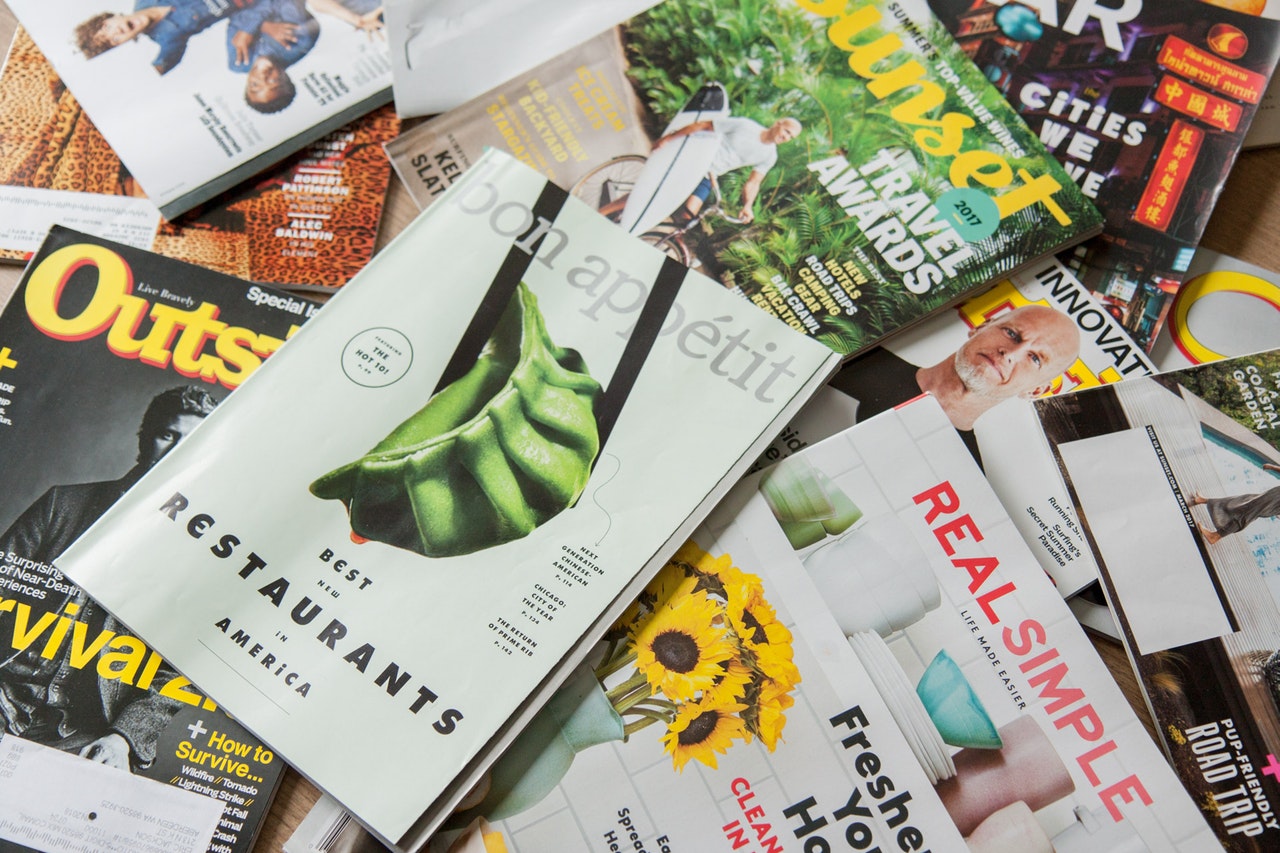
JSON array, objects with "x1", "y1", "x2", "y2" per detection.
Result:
[{"x1": 569, "y1": 158, "x2": 748, "y2": 268}]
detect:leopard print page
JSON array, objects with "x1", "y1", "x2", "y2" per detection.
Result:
[
  {"x1": 0, "y1": 28, "x2": 398, "y2": 286},
  {"x1": 154, "y1": 105, "x2": 401, "y2": 290},
  {"x1": 0, "y1": 28, "x2": 136, "y2": 261}
]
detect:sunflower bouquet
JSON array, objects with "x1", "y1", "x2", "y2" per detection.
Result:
[{"x1": 593, "y1": 541, "x2": 801, "y2": 771}]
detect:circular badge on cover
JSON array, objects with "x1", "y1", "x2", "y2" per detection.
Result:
[
  {"x1": 937, "y1": 188, "x2": 1000, "y2": 243},
  {"x1": 1207, "y1": 24, "x2": 1248, "y2": 60},
  {"x1": 341, "y1": 328, "x2": 413, "y2": 387}
]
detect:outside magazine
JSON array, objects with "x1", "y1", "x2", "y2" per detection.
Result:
[
  {"x1": 1036, "y1": 347, "x2": 1280, "y2": 849},
  {"x1": 8, "y1": 0, "x2": 393, "y2": 219},
  {"x1": 750, "y1": 257, "x2": 1155, "y2": 595},
  {"x1": 0, "y1": 27, "x2": 401, "y2": 289},
  {"x1": 51, "y1": 150, "x2": 841, "y2": 851},
  {"x1": 929, "y1": 0, "x2": 1280, "y2": 352},
  {"x1": 286, "y1": 396, "x2": 1212, "y2": 853},
  {"x1": 0, "y1": 227, "x2": 310, "y2": 852},
  {"x1": 385, "y1": 0, "x2": 1102, "y2": 360}
]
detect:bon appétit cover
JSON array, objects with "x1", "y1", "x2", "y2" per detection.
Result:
[{"x1": 52, "y1": 150, "x2": 841, "y2": 851}]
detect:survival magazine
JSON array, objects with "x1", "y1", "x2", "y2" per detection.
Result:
[{"x1": 0, "y1": 226, "x2": 313, "y2": 852}]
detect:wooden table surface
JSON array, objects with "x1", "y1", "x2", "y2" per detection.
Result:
[{"x1": 1, "y1": 3, "x2": 1279, "y2": 849}]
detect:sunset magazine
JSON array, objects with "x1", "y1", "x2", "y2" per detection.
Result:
[
  {"x1": 385, "y1": 0, "x2": 1101, "y2": 361},
  {"x1": 8, "y1": 0, "x2": 392, "y2": 219},
  {"x1": 929, "y1": 0, "x2": 1280, "y2": 352},
  {"x1": 1036, "y1": 348, "x2": 1280, "y2": 849},
  {"x1": 0, "y1": 227, "x2": 313, "y2": 852},
  {"x1": 53, "y1": 150, "x2": 841, "y2": 851},
  {"x1": 287, "y1": 396, "x2": 1212, "y2": 853}
]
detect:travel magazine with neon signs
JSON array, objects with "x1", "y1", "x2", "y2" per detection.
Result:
[
  {"x1": 286, "y1": 396, "x2": 1212, "y2": 853},
  {"x1": 929, "y1": 0, "x2": 1280, "y2": 352},
  {"x1": 51, "y1": 150, "x2": 841, "y2": 851},
  {"x1": 384, "y1": 0, "x2": 1102, "y2": 360},
  {"x1": 1036, "y1": 348, "x2": 1280, "y2": 848},
  {"x1": 0, "y1": 226, "x2": 311, "y2": 852}
]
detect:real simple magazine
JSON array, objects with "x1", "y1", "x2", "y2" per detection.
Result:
[
  {"x1": 50, "y1": 150, "x2": 841, "y2": 851},
  {"x1": 286, "y1": 395, "x2": 1215, "y2": 853}
]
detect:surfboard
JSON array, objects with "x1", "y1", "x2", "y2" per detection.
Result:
[{"x1": 619, "y1": 83, "x2": 730, "y2": 236}]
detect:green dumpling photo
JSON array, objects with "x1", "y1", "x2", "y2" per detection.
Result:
[{"x1": 311, "y1": 282, "x2": 603, "y2": 558}]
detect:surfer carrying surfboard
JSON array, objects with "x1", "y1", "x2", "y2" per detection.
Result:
[
  {"x1": 599, "y1": 114, "x2": 802, "y2": 226},
  {"x1": 652, "y1": 116, "x2": 802, "y2": 224}
]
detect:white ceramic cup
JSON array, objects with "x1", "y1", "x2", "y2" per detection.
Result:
[
  {"x1": 964, "y1": 801, "x2": 1053, "y2": 853},
  {"x1": 803, "y1": 512, "x2": 941, "y2": 636}
]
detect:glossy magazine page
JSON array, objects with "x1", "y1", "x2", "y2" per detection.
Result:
[
  {"x1": 0, "y1": 28, "x2": 399, "y2": 288},
  {"x1": 53, "y1": 150, "x2": 840, "y2": 850},
  {"x1": 385, "y1": 0, "x2": 1102, "y2": 361},
  {"x1": 287, "y1": 396, "x2": 1212, "y2": 853},
  {"x1": 929, "y1": 0, "x2": 1280, "y2": 352},
  {"x1": 8, "y1": 0, "x2": 392, "y2": 219},
  {"x1": 1037, "y1": 348, "x2": 1280, "y2": 849}
]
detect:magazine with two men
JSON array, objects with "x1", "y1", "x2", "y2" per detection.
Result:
[
  {"x1": 0, "y1": 26, "x2": 401, "y2": 288},
  {"x1": 385, "y1": 0, "x2": 1103, "y2": 360},
  {"x1": 46, "y1": 150, "x2": 841, "y2": 851},
  {"x1": 286, "y1": 395, "x2": 1216, "y2": 853},
  {"x1": 8, "y1": 0, "x2": 393, "y2": 219}
]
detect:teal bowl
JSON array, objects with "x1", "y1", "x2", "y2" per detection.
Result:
[{"x1": 916, "y1": 651, "x2": 1002, "y2": 749}]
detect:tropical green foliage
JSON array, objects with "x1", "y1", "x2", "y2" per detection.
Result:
[
  {"x1": 619, "y1": 0, "x2": 1095, "y2": 355},
  {"x1": 1171, "y1": 353, "x2": 1280, "y2": 445}
]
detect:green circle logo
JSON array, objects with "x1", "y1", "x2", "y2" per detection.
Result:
[{"x1": 938, "y1": 188, "x2": 1000, "y2": 242}]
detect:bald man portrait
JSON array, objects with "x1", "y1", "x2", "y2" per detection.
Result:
[{"x1": 830, "y1": 303, "x2": 1081, "y2": 458}]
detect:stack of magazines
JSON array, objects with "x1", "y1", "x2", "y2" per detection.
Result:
[{"x1": 2, "y1": 0, "x2": 1280, "y2": 851}]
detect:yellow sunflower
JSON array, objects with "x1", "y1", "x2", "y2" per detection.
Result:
[
  {"x1": 753, "y1": 642, "x2": 801, "y2": 690},
  {"x1": 726, "y1": 581, "x2": 785, "y2": 645},
  {"x1": 751, "y1": 678, "x2": 796, "y2": 750},
  {"x1": 646, "y1": 559, "x2": 699, "y2": 611},
  {"x1": 631, "y1": 591, "x2": 735, "y2": 701},
  {"x1": 663, "y1": 696, "x2": 748, "y2": 771},
  {"x1": 702, "y1": 653, "x2": 753, "y2": 707}
]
